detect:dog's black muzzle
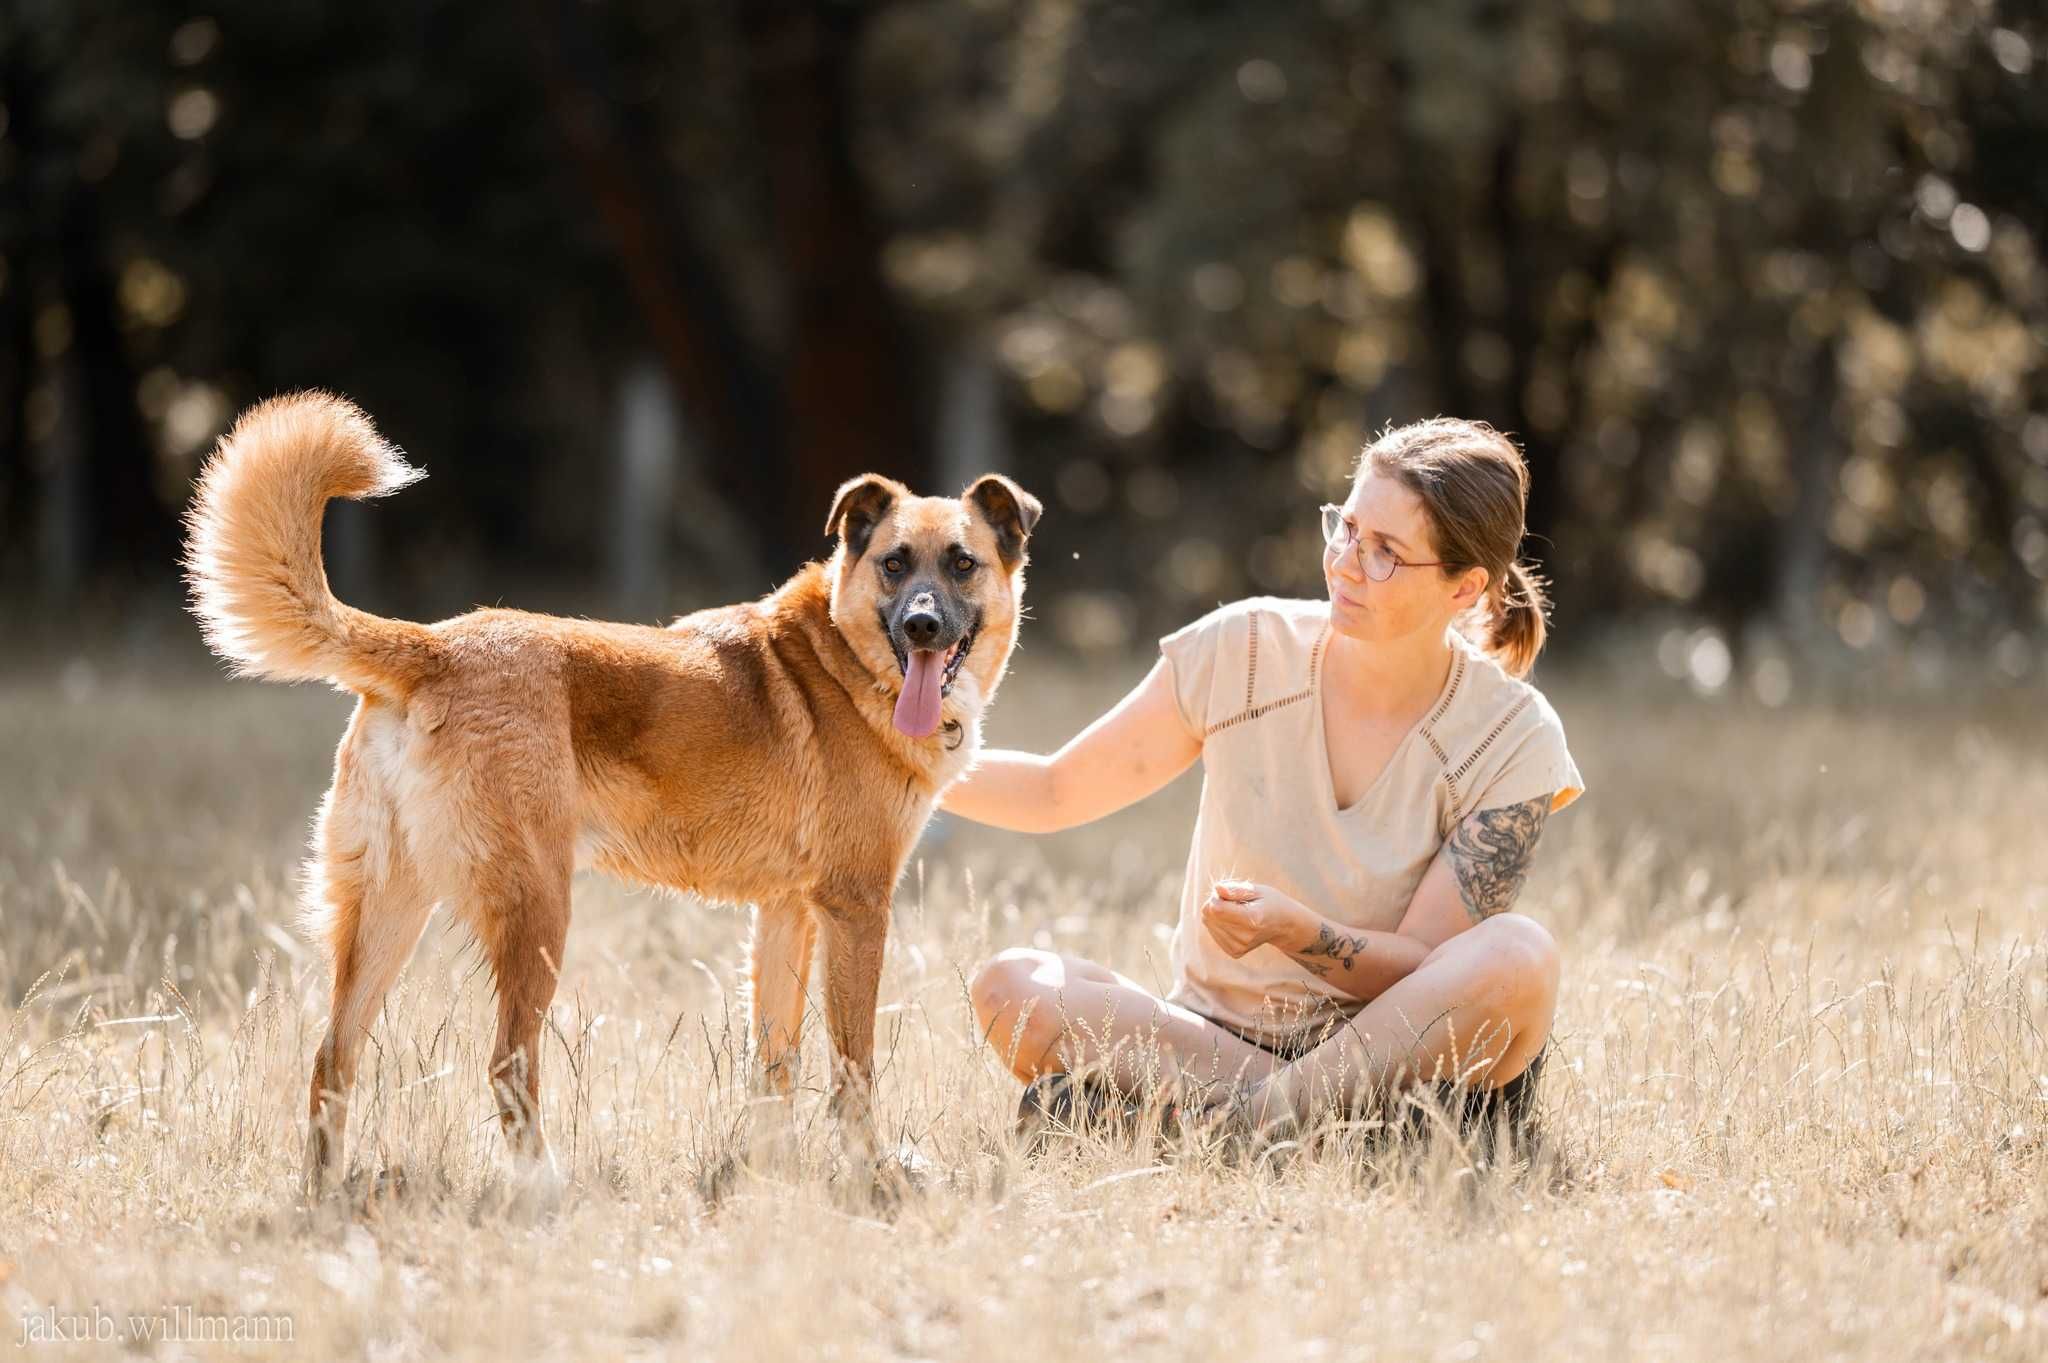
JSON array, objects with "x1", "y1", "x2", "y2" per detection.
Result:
[{"x1": 883, "y1": 588, "x2": 981, "y2": 696}]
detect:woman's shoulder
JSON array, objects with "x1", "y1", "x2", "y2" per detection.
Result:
[
  {"x1": 1158, "y1": 597, "x2": 1329, "y2": 733},
  {"x1": 1440, "y1": 630, "x2": 1565, "y2": 724},
  {"x1": 1161, "y1": 595, "x2": 1325, "y2": 659},
  {"x1": 1170, "y1": 594, "x2": 1327, "y2": 631},
  {"x1": 1429, "y1": 633, "x2": 1582, "y2": 816}
]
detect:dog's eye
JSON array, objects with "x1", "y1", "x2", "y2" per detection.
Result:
[
  {"x1": 954, "y1": 555, "x2": 976, "y2": 574},
  {"x1": 883, "y1": 556, "x2": 905, "y2": 575}
]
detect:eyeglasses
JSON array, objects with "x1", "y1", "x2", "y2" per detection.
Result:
[{"x1": 1320, "y1": 503, "x2": 1445, "y2": 583}]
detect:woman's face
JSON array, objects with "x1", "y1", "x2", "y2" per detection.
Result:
[{"x1": 1322, "y1": 471, "x2": 1488, "y2": 646}]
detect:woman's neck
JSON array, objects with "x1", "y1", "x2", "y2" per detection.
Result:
[{"x1": 1324, "y1": 621, "x2": 1454, "y2": 720}]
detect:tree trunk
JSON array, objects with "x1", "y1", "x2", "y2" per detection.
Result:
[
  {"x1": 525, "y1": 0, "x2": 787, "y2": 568},
  {"x1": 1490, "y1": 131, "x2": 1566, "y2": 574},
  {"x1": 611, "y1": 356, "x2": 680, "y2": 620},
  {"x1": 1772, "y1": 342, "x2": 1838, "y2": 646},
  {"x1": 60, "y1": 183, "x2": 178, "y2": 589},
  {"x1": 0, "y1": 222, "x2": 33, "y2": 577},
  {"x1": 742, "y1": 0, "x2": 923, "y2": 560},
  {"x1": 0, "y1": 33, "x2": 47, "y2": 584},
  {"x1": 935, "y1": 342, "x2": 1006, "y2": 493}
]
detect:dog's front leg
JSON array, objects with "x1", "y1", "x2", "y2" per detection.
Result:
[
  {"x1": 811, "y1": 893, "x2": 889, "y2": 1171},
  {"x1": 743, "y1": 894, "x2": 817, "y2": 1177},
  {"x1": 749, "y1": 895, "x2": 818, "y2": 1098}
]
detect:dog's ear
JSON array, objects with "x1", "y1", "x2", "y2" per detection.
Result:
[
  {"x1": 965, "y1": 474, "x2": 1043, "y2": 570},
  {"x1": 825, "y1": 474, "x2": 903, "y2": 563}
]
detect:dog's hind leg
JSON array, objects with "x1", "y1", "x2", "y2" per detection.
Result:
[
  {"x1": 471, "y1": 853, "x2": 572, "y2": 1185},
  {"x1": 303, "y1": 761, "x2": 431, "y2": 1201}
]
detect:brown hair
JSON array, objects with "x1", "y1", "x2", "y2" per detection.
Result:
[{"x1": 1356, "y1": 417, "x2": 1551, "y2": 678}]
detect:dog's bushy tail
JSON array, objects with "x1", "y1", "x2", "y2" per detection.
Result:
[{"x1": 183, "y1": 391, "x2": 436, "y2": 697}]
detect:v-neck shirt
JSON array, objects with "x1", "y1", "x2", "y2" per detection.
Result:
[{"x1": 1156, "y1": 596, "x2": 1585, "y2": 1047}]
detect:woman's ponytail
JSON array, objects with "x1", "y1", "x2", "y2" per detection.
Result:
[{"x1": 1488, "y1": 559, "x2": 1550, "y2": 679}]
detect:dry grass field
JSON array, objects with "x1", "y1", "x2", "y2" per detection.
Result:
[{"x1": 2, "y1": 636, "x2": 2044, "y2": 1361}]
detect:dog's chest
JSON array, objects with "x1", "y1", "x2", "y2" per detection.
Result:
[{"x1": 930, "y1": 725, "x2": 981, "y2": 788}]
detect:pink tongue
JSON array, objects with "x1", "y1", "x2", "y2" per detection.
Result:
[{"x1": 893, "y1": 649, "x2": 944, "y2": 738}]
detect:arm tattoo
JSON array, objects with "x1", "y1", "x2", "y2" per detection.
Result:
[
  {"x1": 1296, "y1": 922, "x2": 1370, "y2": 978},
  {"x1": 1447, "y1": 795, "x2": 1551, "y2": 923}
]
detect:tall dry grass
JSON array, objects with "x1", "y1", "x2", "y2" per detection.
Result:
[{"x1": 1, "y1": 641, "x2": 2043, "y2": 1360}]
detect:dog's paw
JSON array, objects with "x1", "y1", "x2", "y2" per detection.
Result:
[
  {"x1": 855, "y1": 1141, "x2": 934, "y2": 1215},
  {"x1": 480, "y1": 1151, "x2": 566, "y2": 1224},
  {"x1": 350, "y1": 1164, "x2": 412, "y2": 1215},
  {"x1": 299, "y1": 1163, "x2": 411, "y2": 1221},
  {"x1": 695, "y1": 1152, "x2": 748, "y2": 1209}
]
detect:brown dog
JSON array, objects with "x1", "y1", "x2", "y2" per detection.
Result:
[{"x1": 181, "y1": 392, "x2": 1040, "y2": 1197}]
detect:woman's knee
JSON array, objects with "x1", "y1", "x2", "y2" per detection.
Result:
[
  {"x1": 1471, "y1": 912, "x2": 1561, "y2": 1011},
  {"x1": 968, "y1": 949, "x2": 1060, "y2": 1045}
]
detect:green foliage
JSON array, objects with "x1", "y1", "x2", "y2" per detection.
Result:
[{"x1": 3, "y1": 0, "x2": 2043, "y2": 656}]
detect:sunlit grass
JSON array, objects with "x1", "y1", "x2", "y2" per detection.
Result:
[{"x1": 1, "y1": 642, "x2": 2043, "y2": 1360}]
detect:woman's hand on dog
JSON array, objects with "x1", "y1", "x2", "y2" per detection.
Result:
[{"x1": 1200, "y1": 880, "x2": 1316, "y2": 958}]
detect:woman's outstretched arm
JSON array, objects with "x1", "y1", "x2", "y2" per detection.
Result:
[{"x1": 938, "y1": 658, "x2": 1202, "y2": 834}]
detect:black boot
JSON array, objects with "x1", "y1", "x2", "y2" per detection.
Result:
[{"x1": 1013, "y1": 1072, "x2": 1143, "y2": 1153}]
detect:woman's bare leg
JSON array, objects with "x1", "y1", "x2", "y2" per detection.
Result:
[
  {"x1": 967, "y1": 949, "x2": 1283, "y2": 1093},
  {"x1": 1264, "y1": 912, "x2": 1559, "y2": 1121}
]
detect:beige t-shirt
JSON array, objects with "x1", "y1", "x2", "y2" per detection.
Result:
[{"x1": 1157, "y1": 596, "x2": 1585, "y2": 1047}]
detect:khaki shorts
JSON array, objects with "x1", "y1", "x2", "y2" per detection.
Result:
[{"x1": 1203, "y1": 1012, "x2": 1549, "y2": 1145}]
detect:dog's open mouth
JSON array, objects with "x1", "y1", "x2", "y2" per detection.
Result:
[{"x1": 890, "y1": 618, "x2": 978, "y2": 739}]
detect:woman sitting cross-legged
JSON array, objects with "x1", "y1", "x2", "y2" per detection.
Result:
[{"x1": 940, "y1": 418, "x2": 1585, "y2": 1155}]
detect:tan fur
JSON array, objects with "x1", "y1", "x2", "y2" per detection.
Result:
[{"x1": 182, "y1": 392, "x2": 1038, "y2": 1196}]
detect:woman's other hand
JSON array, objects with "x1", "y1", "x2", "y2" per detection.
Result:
[{"x1": 1200, "y1": 880, "x2": 1315, "y2": 958}]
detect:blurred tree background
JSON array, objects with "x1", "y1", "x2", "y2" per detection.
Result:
[{"x1": 2, "y1": 0, "x2": 2044, "y2": 695}]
